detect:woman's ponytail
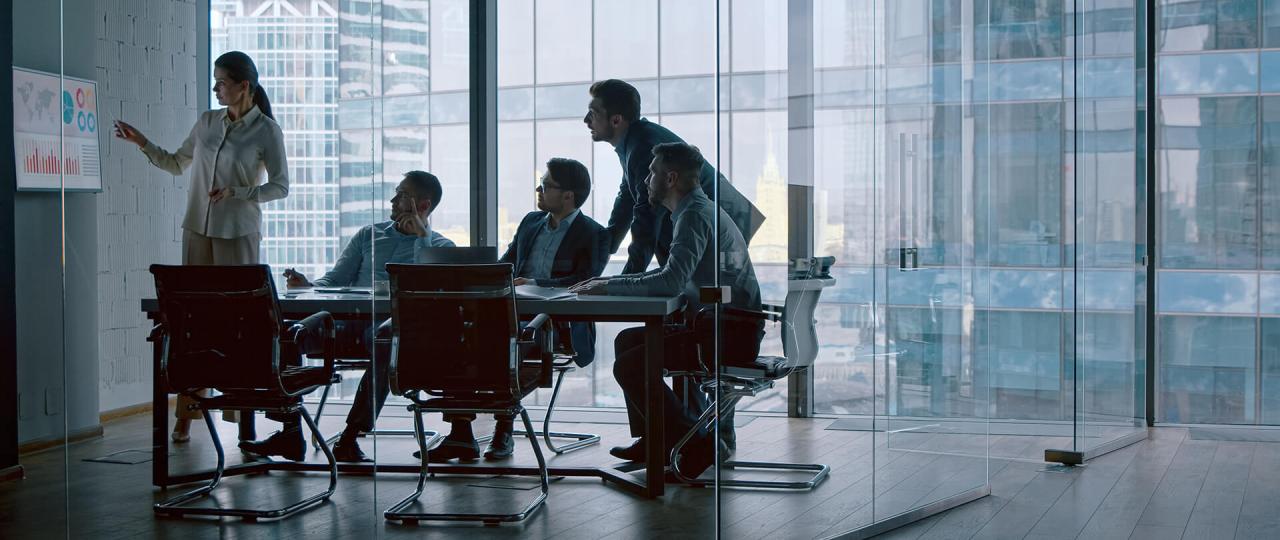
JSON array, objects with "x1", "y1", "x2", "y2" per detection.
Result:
[{"x1": 252, "y1": 83, "x2": 274, "y2": 120}]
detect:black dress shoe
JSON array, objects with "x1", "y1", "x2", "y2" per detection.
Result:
[
  {"x1": 673, "y1": 434, "x2": 716, "y2": 480},
  {"x1": 412, "y1": 438, "x2": 480, "y2": 463},
  {"x1": 332, "y1": 438, "x2": 371, "y2": 463},
  {"x1": 239, "y1": 428, "x2": 305, "y2": 462},
  {"x1": 483, "y1": 425, "x2": 515, "y2": 461},
  {"x1": 609, "y1": 438, "x2": 648, "y2": 462}
]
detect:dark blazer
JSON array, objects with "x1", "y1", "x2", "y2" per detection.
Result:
[
  {"x1": 605, "y1": 118, "x2": 766, "y2": 274},
  {"x1": 500, "y1": 210, "x2": 610, "y2": 365}
]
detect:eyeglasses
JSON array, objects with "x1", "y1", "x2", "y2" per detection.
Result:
[{"x1": 536, "y1": 182, "x2": 564, "y2": 192}]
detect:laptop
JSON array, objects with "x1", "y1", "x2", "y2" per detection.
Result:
[{"x1": 417, "y1": 246, "x2": 498, "y2": 264}]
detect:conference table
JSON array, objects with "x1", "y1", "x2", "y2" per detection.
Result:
[{"x1": 141, "y1": 289, "x2": 684, "y2": 498}]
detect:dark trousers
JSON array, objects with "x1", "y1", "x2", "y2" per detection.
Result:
[
  {"x1": 343, "y1": 320, "x2": 390, "y2": 433},
  {"x1": 613, "y1": 317, "x2": 763, "y2": 440},
  {"x1": 265, "y1": 320, "x2": 379, "y2": 432}
]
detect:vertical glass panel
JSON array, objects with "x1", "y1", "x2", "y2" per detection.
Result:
[
  {"x1": 873, "y1": 0, "x2": 989, "y2": 531},
  {"x1": 15, "y1": 0, "x2": 70, "y2": 535},
  {"x1": 659, "y1": 0, "x2": 717, "y2": 77},
  {"x1": 535, "y1": 0, "x2": 592, "y2": 84},
  {"x1": 1262, "y1": 96, "x2": 1280, "y2": 269},
  {"x1": 1265, "y1": 0, "x2": 1280, "y2": 47},
  {"x1": 975, "y1": 102, "x2": 1064, "y2": 267},
  {"x1": 1158, "y1": 0, "x2": 1258, "y2": 52},
  {"x1": 1262, "y1": 318, "x2": 1280, "y2": 423},
  {"x1": 497, "y1": 0, "x2": 534, "y2": 87},
  {"x1": 1158, "y1": 96, "x2": 1258, "y2": 269},
  {"x1": 594, "y1": 0, "x2": 658, "y2": 80},
  {"x1": 1159, "y1": 315, "x2": 1256, "y2": 424},
  {"x1": 975, "y1": 0, "x2": 1065, "y2": 60}
]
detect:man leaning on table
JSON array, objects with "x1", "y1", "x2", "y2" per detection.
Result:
[
  {"x1": 570, "y1": 142, "x2": 764, "y2": 480},
  {"x1": 239, "y1": 170, "x2": 455, "y2": 462},
  {"x1": 422, "y1": 157, "x2": 611, "y2": 463}
]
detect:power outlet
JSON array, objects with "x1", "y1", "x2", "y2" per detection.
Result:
[{"x1": 44, "y1": 386, "x2": 64, "y2": 416}]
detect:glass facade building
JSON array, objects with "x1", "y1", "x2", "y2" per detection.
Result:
[{"x1": 211, "y1": 0, "x2": 340, "y2": 281}]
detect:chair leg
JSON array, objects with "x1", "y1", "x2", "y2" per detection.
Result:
[
  {"x1": 154, "y1": 407, "x2": 339, "y2": 521},
  {"x1": 154, "y1": 409, "x2": 225, "y2": 514},
  {"x1": 669, "y1": 388, "x2": 829, "y2": 491},
  {"x1": 481, "y1": 369, "x2": 600, "y2": 454},
  {"x1": 311, "y1": 383, "x2": 332, "y2": 450},
  {"x1": 384, "y1": 407, "x2": 549, "y2": 526}
]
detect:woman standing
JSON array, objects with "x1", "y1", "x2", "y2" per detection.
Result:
[{"x1": 114, "y1": 51, "x2": 289, "y2": 443}]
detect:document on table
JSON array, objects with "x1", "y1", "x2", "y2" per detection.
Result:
[
  {"x1": 312, "y1": 287, "x2": 371, "y2": 295},
  {"x1": 515, "y1": 284, "x2": 576, "y2": 300}
]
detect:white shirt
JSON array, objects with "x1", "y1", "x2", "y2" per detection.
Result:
[{"x1": 140, "y1": 106, "x2": 289, "y2": 239}]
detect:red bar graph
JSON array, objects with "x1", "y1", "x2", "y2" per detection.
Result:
[{"x1": 21, "y1": 140, "x2": 79, "y2": 176}]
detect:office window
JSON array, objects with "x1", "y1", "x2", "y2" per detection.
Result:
[
  {"x1": 976, "y1": 102, "x2": 1064, "y2": 268},
  {"x1": 1159, "y1": 315, "x2": 1255, "y2": 424},
  {"x1": 1158, "y1": 96, "x2": 1258, "y2": 270},
  {"x1": 1159, "y1": 0, "x2": 1258, "y2": 52}
]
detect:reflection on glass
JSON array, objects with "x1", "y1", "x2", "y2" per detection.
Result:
[
  {"x1": 976, "y1": 102, "x2": 1063, "y2": 267},
  {"x1": 1159, "y1": 315, "x2": 1255, "y2": 424},
  {"x1": 1158, "y1": 97, "x2": 1257, "y2": 269},
  {"x1": 1159, "y1": 0, "x2": 1258, "y2": 52},
  {"x1": 1158, "y1": 51, "x2": 1257, "y2": 95}
]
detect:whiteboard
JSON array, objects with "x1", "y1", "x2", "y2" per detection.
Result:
[{"x1": 13, "y1": 66, "x2": 102, "y2": 192}]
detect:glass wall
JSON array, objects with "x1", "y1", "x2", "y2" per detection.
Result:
[{"x1": 1156, "y1": 0, "x2": 1280, "y2": 425}]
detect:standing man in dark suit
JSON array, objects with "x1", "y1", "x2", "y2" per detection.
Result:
[
  {"x1": 424, "y1": 157, "x2": 610, "y2": 462},
  {"x1": 584, "y1": 79, "x2": 765, "y2": 274}
]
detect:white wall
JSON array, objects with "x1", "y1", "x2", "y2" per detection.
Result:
[{"x1": 93, "y1": 0, "x2": 200, "y2": 413}]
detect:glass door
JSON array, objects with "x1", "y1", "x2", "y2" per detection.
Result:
[
  {"x1": 874, "y1": 0, "x2": 991, "y2": 527},
  {"x1": 1067, "y1": 0, "x2": 1148, "y2": 460}
]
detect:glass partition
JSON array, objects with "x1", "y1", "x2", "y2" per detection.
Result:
[
  {"x1": 1071, "y1": 0, "x2": 1147, "y2": 457},
  {"x1": 14, "y1": 0, "x2": 71, "y2": 536}
]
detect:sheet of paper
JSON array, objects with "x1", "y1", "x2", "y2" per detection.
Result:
[{"x1": 515, "y1": 284, "x2": 576, "y2": 300}]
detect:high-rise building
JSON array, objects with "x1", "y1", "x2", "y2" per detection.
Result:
[{"x1": 211, "y1": 0, "x2": 339, "y2": 281}]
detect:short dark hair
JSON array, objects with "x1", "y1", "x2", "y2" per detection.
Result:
[
  {"x1": 402, "y1": 170, "x2": 443, "y2": 212},
  {"x1": 545, "y1": 158, "x2": 591, "y2": 208},
  {"x1": 651, "y1": 142, "x2": 704, "y2": 187},
  {"x1": 588, "y1": 79, "x2": 641, "y2": 123}
]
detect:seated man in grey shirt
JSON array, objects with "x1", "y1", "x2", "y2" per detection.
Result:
[
  {"x1": 239, "y1": 170, "x2": 455, "y2": 462},
  {"x1": 571, "y1": 142, "x2": 764, "y2": 480}
]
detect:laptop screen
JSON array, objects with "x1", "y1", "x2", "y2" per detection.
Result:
[{"x1": 416, "y1": 246, "x2": 498, "y2": 264}]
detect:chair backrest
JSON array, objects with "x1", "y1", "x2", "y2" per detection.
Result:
[
  {"x1": 387, "y1": 263, "x2": 521, "y2": 400},
  {"x1": 150, "y1": 264, "x2": 284, "y2": 393},
  {"x1": 780, "y1": 278, "x2": 834, "y2": 371},
  {"x1": 416, "y1": 246, "x2": 497, "y2": 264}
]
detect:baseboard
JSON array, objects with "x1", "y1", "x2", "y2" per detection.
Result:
[
  {"x1": 18, "y1": 424, "x2": 104, "y2": 456},
  {"x1": 99, "y1": 400, "x2": 155, "y2": 424},
  {"x1": 0, "y1": 465, "x2": 24, "y2": 483}
]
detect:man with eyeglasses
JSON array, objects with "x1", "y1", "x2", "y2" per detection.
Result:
[{"x1": 422, "y1": 157, "x2": 611, "y2": 463}]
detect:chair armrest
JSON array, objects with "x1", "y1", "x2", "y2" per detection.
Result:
[
  {"x1": 147, "y1": 323, "x2": 165, "y2": 342},
  {"x1": 283, "y1": 311, "x2": 336, "y2": 395},
  {"x1": 690, "y1": 305, "x2": 779, "y2": 333},
  {"x1": 519, "y1": 313, "x2": 552, "y2": 341},
  {"x1": 518, "y1": 313, "x2": 554, "y2": 387}
]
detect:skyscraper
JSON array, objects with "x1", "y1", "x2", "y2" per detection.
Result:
[{"x1": 212, "y1": 0, "x2": 340, "y2": 281}]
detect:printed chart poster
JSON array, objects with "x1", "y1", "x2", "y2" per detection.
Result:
[{"x1": 13, "y1": 67, "x2": 102, "y2": 191}]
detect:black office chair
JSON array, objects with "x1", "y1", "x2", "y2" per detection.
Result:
[
  {"x1": 149, "y1": 264, "x2": 339, "y2": 521},
  {"x1": 308, "y1": 326, "x2": 441, "y2": 451},
  {"x1": 382, "y1": 263, "x2": 553, "y2": 526},
  {"x1": 668, "y1": 277, "x2": 834, "y2": 490}
]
